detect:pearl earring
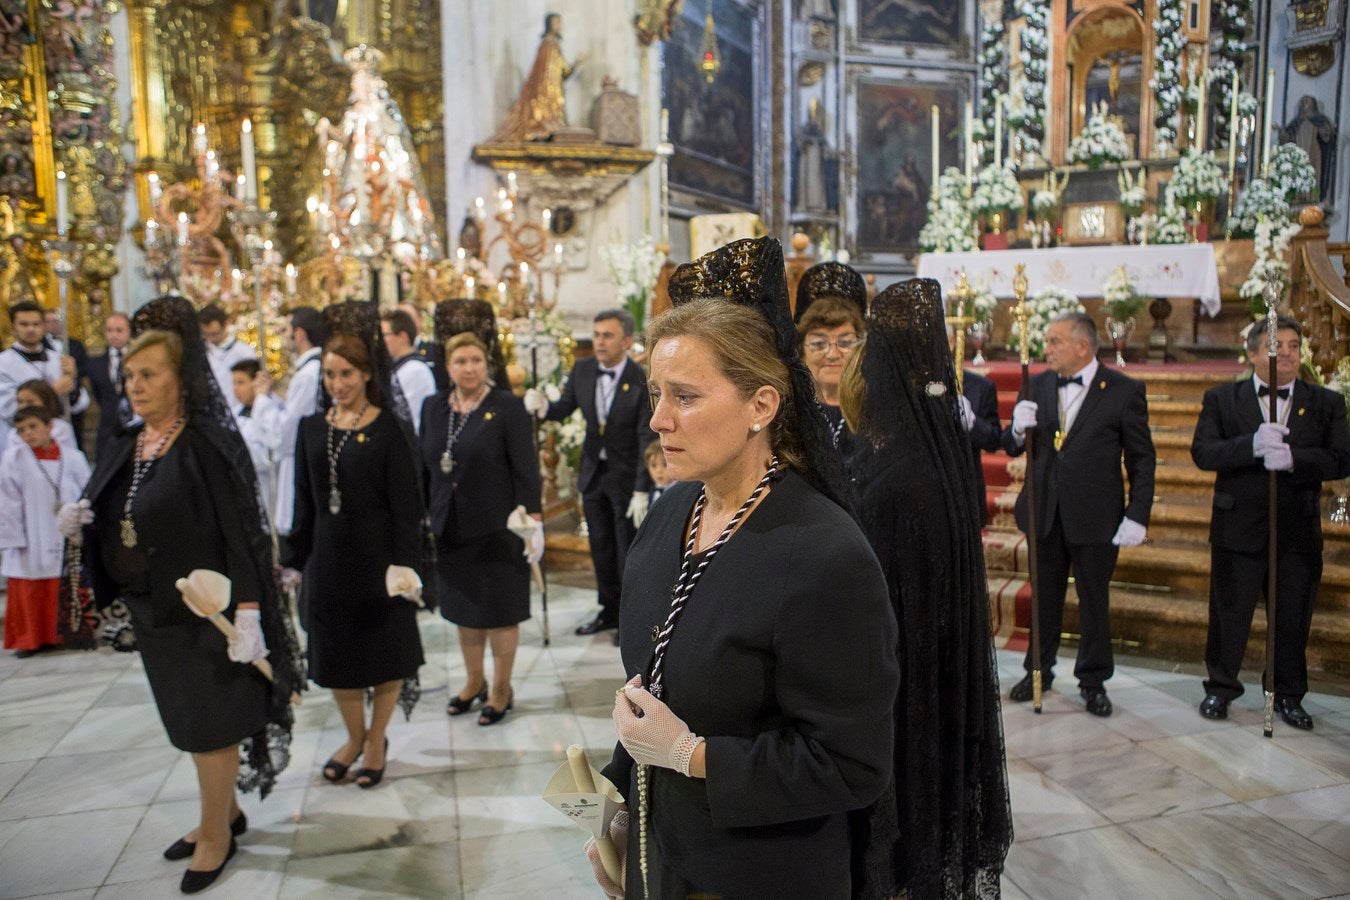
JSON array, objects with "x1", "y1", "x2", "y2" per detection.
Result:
[{"x1": 751, "y1": 423, "x2": 762, "y2": 433}]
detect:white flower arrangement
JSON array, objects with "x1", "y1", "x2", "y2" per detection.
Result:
[
  {"x1": 1031, "y1": 189, "x2": 1060, "y2": 216},
  {"x1": 1066, "y1": 102, "x2": 1131, "y2": 168},
  {"x1": 1165, "y1": 149, "x2": 1225, "y2": 208},
  {"x1": 1102, "y1": 265, "x2": 1146, "y2": 321},
  {"x1": 1131, "y1": 199, "x2": 1191, "y2": 245},
  {"x1": 1230, "y1": 178, "x2": 1290, "y2": 235},
  {"x1": 1268, "y1": 143, "x2": 1318, "y2": 203},
  {"x1": 978, "y1": 19, "x2": 1006, "y2": 165},
  {"x1": 1150, "y1": 0, "x2": 1187, "y2": 154},
  {"x1": 550, "y1": 408, "x2": 587, "y2": 469},
  {"x1": 919, "y1": 168, "x2": 977, "y2": 253},
  {"x1": 600, "y1": 235, "x2": 666, "y2": 333},
  {"x1": 969, "y1": 281, "x2": 998, "y2": 326},
  {"x1": 1235, "y1": 91, "x2": 1259, "y2": 119},
  {"x1": 1240, "y1": 218, "x2": 1301, "y2": 314},
  {"x1": 972, "y1": 162, "x2": 1024, "y2": 217},
  {"x1": 1210, "y1": 1, "x2": 1251, "y2": 141},
  {"x1": 1014, "y1": 0, "x2": 1048, "y2": 151},
  {"x1": 1013, "y1": 286, "x2": 1086, "y2": 357},
  {"x1": 1326, "y1": 357, "x2": 1350, "y2": 417},
  {"x1": 1120, "y1": 185, "x2": 1148, "y2": 215}
]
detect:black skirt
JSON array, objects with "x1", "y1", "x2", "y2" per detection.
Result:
[{"x1": 436, "y1": 529, "x2": 530, "y2": 629}]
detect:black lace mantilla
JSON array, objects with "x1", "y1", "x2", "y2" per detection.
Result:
[{"x1": 434, "y1": 298, "x2": 509, "y2": 388}]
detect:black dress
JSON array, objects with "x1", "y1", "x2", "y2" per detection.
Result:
[
  {"x1": 419, "y1": 389, "x2": 542, "y2": 629},
  {"x1": 286, "y1": 409, "x2": 425, "y2": 688},
  {"x1": 603, "y1": 470, "x2": 899, "y2": 899},
  {"x1": 86, "y1": 428, "x2": 270, "y2": 753}
]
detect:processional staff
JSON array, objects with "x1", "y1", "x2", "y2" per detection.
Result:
[
  {"x1": 945, "y1": 271, "x2": 976, "y2": 394},
  {"x1": 1262, "y1": 292, "x2": 1279, "y2": 737},
  {"x1": 1012, "y1": 264, "x2": 1044, "y2": 714},
  {"x1": 526, "y1": 285, "x2": 552, "y2": 647}
]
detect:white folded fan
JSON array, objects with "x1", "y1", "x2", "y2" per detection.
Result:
[
  {"x1": 506, "y1": 504, "x2": 546, "y2": 593},
  {"x1": 385, "y1": 565, "x2": 424, "y2": 605},
  {"x1": 176, "y1": 568, "x2": 274, "y2": 682},
  {"x1": 542, "y1": 744, "x2": 625, "y2": 884}
]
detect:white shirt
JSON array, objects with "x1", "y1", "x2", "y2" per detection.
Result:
[
  {"x1": 594, "y1": 357, "x2": 627, "y2": 461},
  {"x1": 393, "y1": 356, "x2": 437, "y2": 434},
  {"x1": 206, "y1": 336, "x2": 259, "y2": 394},
  {"x1": 273, "y1": 347, "x2": 322, "y2": 533},
  {"x1": 0, "y1": 441, "x2": 91, "y2": 579},
  {"x1": 0, "y1": 346, "x2": 90, "y2": 446},
  {"x1": 235, "y1": 394, "x2": 285, "y2": 514},
  {"x1": 1057, "y1": 357, "x2": 1099, "y2": 435},
  {"x1": 1251, "y1": 374, "x2": 1295, "y2": 425},
  {"x1": 2, "y1": 417, "x2": 78, "y2": 457}
]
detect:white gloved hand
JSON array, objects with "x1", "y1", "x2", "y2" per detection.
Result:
[
  {"x1": 1011, "y1": 400, "x2": 1039, "y2": 437},
  {"x1": 56, "y1": 499, "x2": 94, "y2": 543},
  {"x1": 1263, "y1": 443, "x2": 1294, "y2": 471},
  {"x1": 1252, "y1": 422, "x2": 1290, "y2": 458},
  {"x1": 227, "y1": 609, "x2": 269, "y2": 663},
  {"x1": 613, "y1": 676, "x2": 704, "y2": 776},
  {"x1": 958, "y1": 395, "x2": 976, "y2": 432},
  {"x1": 544, "y1": 383, "x2": 561, "y2": 403},
  {"x1": 523, "y1": 387, "x2": 548, "y2": 419},
  {"x1": 279, "y1": 567, "x2": 303, "y2": 592},
  {"x1": 524, "y1": 521, "x2": 545, "y2": 565},
  {"x1": 626, "y1": 492, "x2": 649, "y2": 528},
  {"x1": 1111, "y1": 518, "x2": 1148, "y2": 547},
  {"x1": 583, "y1": 809, "x2": 628, "y2": 900}
]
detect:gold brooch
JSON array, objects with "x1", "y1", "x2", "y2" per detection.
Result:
[
  {"x1": 484, "y1": 412, "x2": 495, "y2": 421},
  {"x1": 1099, "y1": 380, "x2": 1106, "y2": 389},
  {"x1": 622, "y1": 383, "x2": 630, "y2": 392},
  {"x1": 1298, "y1": 408, "x2": 1306, "y2": 416},
  {"x1": 356, "y1": 433, "x2": 367, "y2": 443}
]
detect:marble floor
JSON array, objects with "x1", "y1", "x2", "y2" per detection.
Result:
[{"x1": 1, "y1": 580, "x2": 1349, "y2": 899}]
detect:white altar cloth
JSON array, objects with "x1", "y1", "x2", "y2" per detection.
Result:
[{"x1": 916, "y1": 244, "x2": 1222, "y2": 316}]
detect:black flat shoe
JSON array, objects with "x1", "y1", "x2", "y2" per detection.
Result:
[
  {"x1": 1081, "y1": 687, "x2": 1112, "y2": 717},
  {"x1": 1198, "y1": 694, "x2": 1229, "y2": 720},
  {"x1": 575, "y1": 615, "x2": 618, "y2": 636},
  {"x1": 180, "y1": 838, "x2": 236, "y2": 894},
  {"x1": 163, "y1": 811, "x2": 247, "y2": 861},
  {"x1": 355, "y1": 737, "x2": 389, "y2": 789},
  {"x1": 321, "y1": 747, "x2": 362, "y2": 783},
  {"x1": 478, "y1": 691, "x2": 514, "y2": 726},
  {"x1": 1010, "y1": 673, "x2": 1051, "y2": 702},
  {"x1": 447, "y1": 686, "x2": 488, "y2": 716},
  {"x1": 1275, "y1": 697, "x2": 1314, "y2": 731}
]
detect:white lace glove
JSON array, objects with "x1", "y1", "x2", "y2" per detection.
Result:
[
  {"x1": 227, "y1": 609, "x2": 269, "y2": 663},
  {"x1": 626, "y1": 492, "x2": 649, "y2": 528},
  {"x1": 584, "y1": 809, "x2": 628, "y2": 899},
  {"x1": 523, "y1": 387, "x2": 548, "y2": 419},
  {"x1": 613, "y1": 676, "x2": 704, "y2": 776},
  {"x1": 1263, "y1": 443, "x2": 1294, "y2": 471},
  {"x1": 524, "y1": 521, "x2": 545, "y2": 565},
  {"x1": 56, "y1": 499, "x2": 94, "y2": 543},
  {"x1": 1111, "y1": 518, "x2": 1148, "y2": 547},
  {"x1": 1252, "y1": 422, "x2": 1289, "y2": 458},
  {"x1": 1011, "y1": 400, "x2": 1039, "y2": 438},
  {"x1": 279, "y1": 567, "x2": 303, "y2": 592},
  {"x1": 958, "y1": 395, "x2": 976, "y2": 432}
]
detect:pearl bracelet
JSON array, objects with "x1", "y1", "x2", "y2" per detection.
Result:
[{"x1": 672, "y1": 732, "x2": 705, "y2": 777}]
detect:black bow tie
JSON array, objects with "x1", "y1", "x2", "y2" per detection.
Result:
[
  {"x1": 1056, "y1": 374, "x2": 1083, "y2": 388},
  {"x1": 599, "y1": 368, "x2": 617, "y2": 379},
  {"x1": 16, "y1": 347, "x2": 48, "y2": 363},
  {"x1": 1258, "y1": 385, "x2": 1290, "y2": 400},
  {"x1": 238, "y1": 405, "x2": 252, "y2": 418}
]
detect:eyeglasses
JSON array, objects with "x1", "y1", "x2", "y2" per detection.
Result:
[{"x1": 804, "y1": 335, "x2": 859, "y2": 354}]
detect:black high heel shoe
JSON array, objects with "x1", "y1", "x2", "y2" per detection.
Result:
[
  {"x1": 180, "y1": 837, "x2": 236, "y2": 894},
  {"x1": 355, "y1": 737, "x2": 389, "y2": 790},
  {"x1": 446, "y1": 686, "x2": 488, "y2": 716},
  {"x1": 478, "y1": 690, "x2": 514, "y2": 726},
  {"x1": 163, "y1": 811, "x2": 247, "y2": 861},
  {"x1": 321, "y1": 746, "x2": 362, "y2": 783}
]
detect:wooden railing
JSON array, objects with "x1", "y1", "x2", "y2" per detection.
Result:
[{"x1": 1289, "y1": 206, "x2": 1350, "y2": 377}]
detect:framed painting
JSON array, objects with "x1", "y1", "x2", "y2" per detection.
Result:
[
  {"x1": 662, "y1": 0, "x2": 764, "y2": 208},
  {"x1": 845, "y1": 70, "x2": 971, "y2": 264},
  {"x1": 846, "y1": 0, "x2": 975, "y2": 62}
]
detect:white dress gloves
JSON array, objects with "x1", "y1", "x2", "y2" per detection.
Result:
[
  {"x1": 1252, "y1": 423, "x2": 1289, "y2": 457},
  {"x1": 228, "y1": 609, "x2": 269, "y2": 663},
  {"x1": 626, "y1": 492, "x2": 649, "y2": 528},
  {"x1": 613, "y1": 676, "x2": 704, "y2": 777},
  {"x1": 1263, "y1": 444, "x2": 1294, "y2": 471},
  {"x1": 1011, "y1": 400, "x2": 1039, "y2": 439},
  {"x1": 584, "y1": 809, "x2": 628, "y2": 899},
  {"x1": 1111, "y1": 518, "x2": 1148, "y2": 547},
  {"x1": 958, "y1": 395, "x2": 976, "y2": 432},
  {"x1": 522, "y1": 383, "x2": 560, "y2": 420},
  {"x1": 524, "y1": 521, "x2": 545, "y2": 565},
  {"x1": 56, "y1": 499, "x2": 94, "y2": 543}
]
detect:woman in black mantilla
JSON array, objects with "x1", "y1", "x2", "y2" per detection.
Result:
[
  {"x1": 77, "y1": 295, "x2": 303, "y2": 894},
  {"x1": 794, "y1": 261, "x2": 867, "y2": 451},
  {"x1": 840, "y1": 278, "x2": 1013, "y2": 898},
  {"x1": 583, "y1": 238, "x2": 898, "y2": 899},
  {"x1": 284, "y1": 301, "x2": 425, "y2": 789},
  {"x1": 423, "y1": 299, "x2": 542, "y2": 725}
]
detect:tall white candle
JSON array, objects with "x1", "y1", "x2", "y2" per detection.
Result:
[
  {"x1": 194, "y1": 122, "x2": 208, "y2": 156},
  {"x1": 1227, "y1": 72, "x2": 1239, "y2": 175},
  {"x1": 963, "y1": 100, "x2": 974, "y2": 181},
  {"x1": 235, "y1": 174, "x2": 246, "y2": 200},
  {"x1": 231, "y1": 268, "x2": 244, "y2": 295},
  {"x1": 993, "y1": 95, "x2": 1004, "y2": 167},
  {"x1": 542, "y1": 208, "x2": 552, "y2": 231},
  {"x1": 55, "y1": 169, "x2": 69, "y2": 234},
  {"x1": 147, "y1": 170, "x2": 162, "y2": 205},
  {"x1": 474, "y1": 196, "x2": 486, "y2": 221},
  {"x1": 930, "y1": 105, "x2": 940, "y2": 192},
  {"x1": 240, "y1": 118, "x2": 258, "y2": 202},
  {"x1": 285, "y1": 262, "x2": 298, "y2": 293},
  {"x1": 176, "y1": 211, "x2": 189, "y2": 245},
  {"x1": 465, "y1": 275, "x2": 475, "y2": 297},
  {"x1": 1194, "y1": 72, "x2": 1206, "y2": 151},
  {"x1": 1262, "y1": 67, "x2": 1275, "y2": 175}
]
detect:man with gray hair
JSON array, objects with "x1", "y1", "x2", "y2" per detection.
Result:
[
  {"x1": 1001, "y1": 311, "x2": 1156, "y2": 717},
  {"x1": 525, "y1": 308, "x2": 656, "y2": 639}
]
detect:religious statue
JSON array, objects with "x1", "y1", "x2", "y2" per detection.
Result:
[
  {"x1": 491, "y1": 13, "x2": 584, "y2": 142},
  {"x1": 1281, "y1": 95, "x2": 1337, "y2": 203},
  {"x1": 796, "y1": 98, "x2": 832, "y2": 213}
]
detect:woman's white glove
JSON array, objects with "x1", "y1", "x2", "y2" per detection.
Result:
[
  {"x1": 227, "y1": 609, "x2": 269, "y2": 663},
  {"x1": 57, "y1": 500, "x2": 93, "y2": 543},
  {"x1": 583, "y1": 809, "x2": 628, "y2": 899},
  {"x1": 625, "y1": 492, "x2": 649, "y2": 528},
  {"x1": 613, "y1": 675, "x2": 704, "y2": 776},
  {"x1": 524, "y1": 522, "x2": 545, "y2": 565}
]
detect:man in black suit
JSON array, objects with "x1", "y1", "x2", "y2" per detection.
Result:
[
  {"x1": 959, "y1": 369, "x2": 1002, "y2": 526},
  {"x1": 86, "y1": 312, "x2": 132, "y2": 459},
  {"x1": 1191, "y1": 316, "x2": 1350, "y2": 729},
  {"x1": 1002, "y1": 312, "x2": 1156, "y2": 716},
  {"x1": 526, "y1": 309, "x2": 655, "y2": 637},
  {"x1": 399, "y1": 303, "x2": 450, "y2": 392}
]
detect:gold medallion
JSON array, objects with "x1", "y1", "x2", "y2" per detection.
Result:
[
  {"x1": 622, "y1": 383, "x2": 630, "y2": 392},
  {"x1": 1053, "y1": 430, "x2": 1065, "y2": 451},
  {"x1": 650, "y1": 625, "x2": 660, "y2": 643}
]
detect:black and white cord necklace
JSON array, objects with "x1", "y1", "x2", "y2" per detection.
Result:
[
  {"x1": 120, "y1": 417, "x2": 186, "y2": 548},
  {"x1": 440, "y1": 385, "x2": 488, "y2": 474},
  {"x1": 636, "y1": 456, "x2": 780, "y2": 900},
  {"x1": 326, "y1": 400, "x2": 370, "y2": 515}
]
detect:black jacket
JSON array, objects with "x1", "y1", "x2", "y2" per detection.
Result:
[
  {"x1": 1001, "y1": 364, "x2": 1156, "y2": 543},
  {"x1": 87, "y1": 350, "x2": 127, "y2": 455},
  {"x1": 543, "y1": 355, "x2": 655, "y2": 496},
  {"x1": 420, "y1": 388, "x2": 542, "y2": 541},
  {"x1": 1191, "y1": 377, "x2": 1350, "y2": 554},
  {"x1": 964, "y1": 370, "x2": 1001, "y2": 526}
]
